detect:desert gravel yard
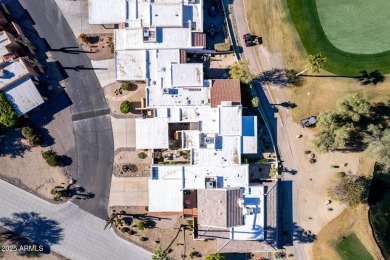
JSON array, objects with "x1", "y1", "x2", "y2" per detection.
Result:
[{"x1": 0, "y1": 129, "x2": 69, "y2": 201}]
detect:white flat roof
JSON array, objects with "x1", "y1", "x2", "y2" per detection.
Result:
[
  {"x1": 115, "y1": 27, "x2": 192, "y2": 50},
  {"x1": 0, "y1": 60, "x2": 29, "y2": 90},
  {"x1": 171, "y1": 64, "x2": 204, "y2": 87},
  {"x1": 0, "y1": 31, "x2": 12, "y2": 57},
  {"x1": 3, "y1": 76, "x2": 44, "y2": 116},
  {"x1": 151, "y1": 3, "x2": 183, "y2": 27},
  {"x1": 88, "y1": 0, "x2": 126, "y2": 24},
  {"x1": 136, "y1": 118, "x2": 169, "y2": 149},
  {"x1": 193, "y1": 135, "x2": 241, "y2": 165},
  {"x1": 242, "y1": 116, "x2": 258, "y2": 154},
  {"x1": 115, "y1": 50, "x2": 146, "y2": 81},
  {"x1": 231, "y1": 186, "x2": 264, "y2": 240},
  {"x1": 147, "y1": 86, "x2": 211, "y2": 107},
  {"x1": 150, "y1": 164, "x2": 248, "y2": 190},
  {"x1": 148, "y1": 179, "x2": 183, "y2": 212},
  {"x1": 148, "y1": 49, "x2": 180, "y2": 88},
  {"x1": 219, "y1": 106, "x2": 242, "y2": 136}
]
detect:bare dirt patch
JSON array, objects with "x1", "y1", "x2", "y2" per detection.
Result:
[
  {"x1": 0, "y1": 129, "x2": 70, "y2": 201},
  {"x1": 113, "y1": 150, "x2": 151, "y2": 177},
  {"x1": 109, "y1": 207, "x2": 216, "y2": 260},
  {"x1": 78, "y1": 33, "x2": 114, "y2": 60},
  {"x1": 104, "y1": 82, "x2": 145, "y2": 117}
]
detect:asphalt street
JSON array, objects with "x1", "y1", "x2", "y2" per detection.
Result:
[
  {"x1": 0, "y1": 180, "x2": 151, "y2": 260},
  {"x1": 18, "y1": 0, "x2": 114, "y2": 219}
]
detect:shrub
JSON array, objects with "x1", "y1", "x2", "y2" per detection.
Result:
[
  {"x1": 22, "y1": 126, "x2": 34, "y2": 137},
  {"x1": 22, "y1": 126, "x2": 43, "y2": 147},
  {"x1": 42, "y1": 150, "x2": 58, "y2": 167},
  {"x1": 145, "y1": 206, "x2": 148, "y2": 212},
  {"x1": 304, "y1": 150, "x2": 311, "y2": 154},
  {"x1": 190, "y1": 251, "x2": 199, "y2": 259},
  {"x1": 214, "y1": 42, "x2": 231, "y2": 52},
  {"x1": 251, "y1": 97, "x2": 259, "y2": 108},
  {"x1": 337, "y1": 171, "x2": 346, "y2": 178},
  {"x1": 257, "y1": 158, "x2": 268, "y2": 164},
  {"x1": 138, "y1": 152, "x2": 147, "y2": 159},
  {"x1": 121, "y1": 82, "x2": 135, "y2": 91},
  {"x1": 139, "y1": 236, "x2": 146, "y2": 242},
  {"x1": 120, "y1": 101, "x2": 132, "y2": 114},
  {"x1": 79, "y1": 33, "x2": 89, "y2": 44},
  {"x1": 168, "y1": 161, "x2": 177, "y2": 165},
  {"x1": 137, "y1": 221, "x2": 145, "y2": 230},
  {"x1": 309, "y1": 158, "x2": 316, "y2": 164},
  {"x1": 128, "y1": 229, "x2": 135, "y2": 235},
  {"x1": 205, "y1": 253, "x2": 226, "y2": 260}
]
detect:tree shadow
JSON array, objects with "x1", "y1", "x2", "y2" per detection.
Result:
[
  {"x1": 292, "y1": 222, "x2": 317, "y2": 243},
  {"x1": 0, "y1": 212, "x2": 63, "y2": 253},
  {"x1": 50, "y1": 46, "x2": 97, "y2": 54},
  {"x1": 0, "y1": 128, "x2": 31, "y2": 158},
  {"x1": 57, "y1": 154, "x2": 73, "y2": 167},
  {"x1": 274, "y1": 101, "x2": 297, "y2": 109},
  {"x1": 358, "y1": 70, "x2": 385, "y2": 85},
  {"x1": 258, "y1": 68, "x2": 305, "y2": 87}
]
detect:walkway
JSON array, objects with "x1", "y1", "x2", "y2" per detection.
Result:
[{"x1": 0, "y1": 180, "x2": 151, "y2": 260}]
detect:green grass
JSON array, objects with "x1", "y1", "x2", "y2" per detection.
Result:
[
  {"x1": 335, "y1": 233, "x2": 373, "y2": 260},
  {"x1": 286, "y1": 0, "x2": 390, "y2": 75},
  {"x1": 316, "y1": 0, "x2": 390, "y2": 54}
]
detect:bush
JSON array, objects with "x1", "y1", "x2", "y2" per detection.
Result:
[
  {"x1": 309, "y1": 158, "x2": 316, "y2": 164},
  {"x1": 257, "y1": 158, "x2": 268, "y2": 164},
  {"x1": 144, "y1": 206, "x2": 148, "y2": 212},
  {"x1": 190, "y1": 251, "x2": 199, "y2": 259},
  {"x1": 128, "y1": 229, "x2": 135, "y2": 235},
  {"x1": 121, "y1": 82, "x2": 135, "y2": 91},
  {"x1": 137, "y1": 221, "x2": 145, "y2": 230},
  {"x1": 79, "y1": 33, "x2": 89, "y2": 44},
  {"x1": 337, "y1": 171, "x2": 346, "y2": 178},
  {"x1": 214, "y1": 42, "x2": 231, "y2": 52},
  {"x1": 138, "y1": 152, "x2": 147, "y2": 159},
  {"x1": 22, "y1": 126, "x2": 43, "y2": 147},
  {"x1": 304, "y1": 150, "x2": 311, "y2": 154},
  {"x1": 139, "y1": 236, "x2": 146, "y2": 242},
  {"x1": 22, "y1": 126, "x2": 34, "y2": 137},
  {"x1": 120, "y1": 101, "x2": 132, "y2": 114},
  {"x1": 41, "y1": 150, "x2": 58, "y2": 167}
]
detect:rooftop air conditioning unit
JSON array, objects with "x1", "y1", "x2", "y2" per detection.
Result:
[{"x1": 188, "y1": 0, "x2": 196, "y2": 3}]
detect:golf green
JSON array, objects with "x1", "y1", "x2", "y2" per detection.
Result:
[
  {"x1": 317, "y1": 0, "x2": 390, "y2": 54},
  {"x1": 287, "y1": 0, "x2": 390, "y2": 75}
]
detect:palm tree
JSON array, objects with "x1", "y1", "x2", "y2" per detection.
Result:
[
  {"x1": 152, "y1": 246, "x2": 169, "y2": 260},
  {"x1": 104, "y1": 212, "x2": 124, "y2": 230},
  {"x1": 296, "y1": 53, "x2": 327, "y2": 76}
]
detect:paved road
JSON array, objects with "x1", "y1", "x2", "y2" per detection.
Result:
[
  {"x1": 232, "y1": 0, "x2": 307, "y2": 259},
  {"x1": 15, "y1": 0, "x2": 114, "y2": 219},
  {"x1": 0, "y1": 180, "x2": 151, "y2": 260}
]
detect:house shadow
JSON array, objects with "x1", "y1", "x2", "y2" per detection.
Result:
[{"x1": 0, "y1": 212, "x2": 63, "y2": 255}]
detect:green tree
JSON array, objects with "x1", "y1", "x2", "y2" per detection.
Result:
[
  {"x1": 228, "y1": 59, "x2": 255, "y2": 84},
  {"x1": 0, "y1": 92, "x2": 19, "y2": 127},
  {"x1": 366, "y1": 129, "x2": 390, "y2": 171},
  {"x1": 120, "y1": 101, "x2": 132, "y2": 114},
  {"x1": 137, "y1": 221, "x2": 145, "y2": 230},
  {"x1": 313, "y1": 128, "x2": 349, "y2": 153},
  {"x1": 251, "y1": 97, "x2": 259, "y2": 108},
  {"x1": 297, "y1": 53, "x2": 327, "y2": 75},
  {"x1": 337, "y1": 92, "x2": 370, "y2": 122},
  {"x1": 152, "y1": 246, "x2": 169, "y2": 260},
  {"x1": 328, "y1": 173, "x2": 368, "y2": 207},
  {"x1": 205, "y1": 253, "x2": 226, "y2": 260},
  {"x1": 316, "y1": 111, "x2": 340, "y2": 130}
]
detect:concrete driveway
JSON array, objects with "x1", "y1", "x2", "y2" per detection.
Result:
[
  {"x1": 108, "y1": 176, "x2": 149, "y2": 207},
  {"x1": 111, "y1": 117, "x2": 137, "y2": 150},
  {"x1": 91, "y1": 59, "x2": 116, "y2": 88},
  {"x1": 0, "y1": 180, "x2": 151, "y2": 260}
]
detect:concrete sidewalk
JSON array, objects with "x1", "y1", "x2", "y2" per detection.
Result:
[{"x1": 0, "y1": 180, "x2": 151, "y2": 260}]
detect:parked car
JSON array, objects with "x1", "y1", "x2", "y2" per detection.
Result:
[{"x1": 243, "y1": 33, "x2": 252, "y2": 47}]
